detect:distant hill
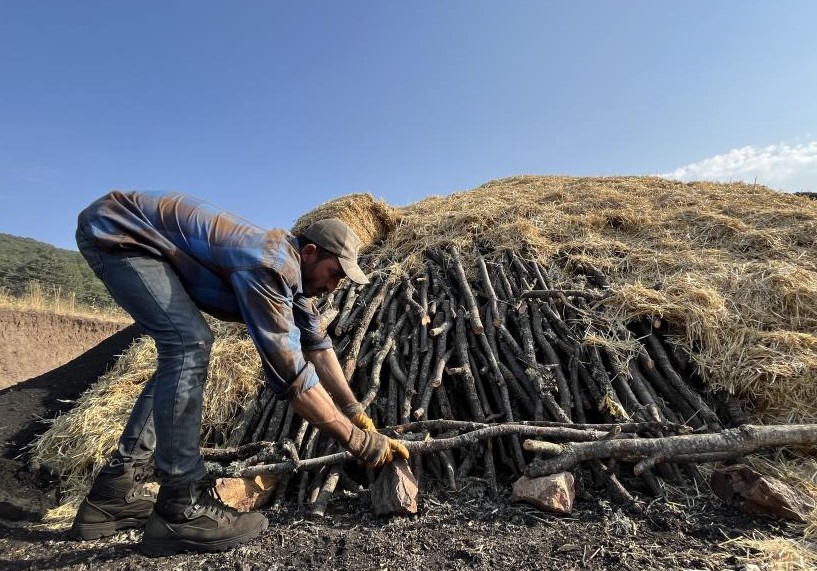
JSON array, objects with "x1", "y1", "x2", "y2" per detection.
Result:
[{"x1": 0, "y1": 233, "x2": 114, "y2": 309}]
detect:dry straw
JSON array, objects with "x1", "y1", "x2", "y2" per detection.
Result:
[{"x1": 291, "y1": 192, "x2": 398, "y2": 251}]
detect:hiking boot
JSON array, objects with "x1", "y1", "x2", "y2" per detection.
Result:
[
  {"x1": 139, "y1": 479, "x2": 269, "y2": 556},
  {"x1": 70, "y1": 459, "x2": 157, "y2": 540}
]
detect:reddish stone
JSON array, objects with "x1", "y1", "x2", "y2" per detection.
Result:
[
  {"x1": 215, "y1": 475, "x2": 278, "y2": 512},
  {"x1": 371, "y1": 458, "x2": 418, "y2": 516},
  {"x1": 711, "y1": 464, "x2": 815, "y2": 523},
  {"x1": 511, "y1": 472, "x2": 575, "y2": 515}
]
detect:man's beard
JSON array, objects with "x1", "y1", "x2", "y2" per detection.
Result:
[{"x1": 301, "y1": 260, "x2": 326, "y2": 298}]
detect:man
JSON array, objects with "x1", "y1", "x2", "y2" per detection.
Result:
[{"x1": 71, "y1": 190, "x2": 408, "y2": 555}]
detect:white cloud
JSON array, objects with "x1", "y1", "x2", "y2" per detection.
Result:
[{"x1": 660, "y1": 141, "x2": 817, "y2": 193}]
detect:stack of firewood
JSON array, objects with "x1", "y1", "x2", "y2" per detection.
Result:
[{"x1": 205, "y1": 246, "x2": 817, "y2": 513}]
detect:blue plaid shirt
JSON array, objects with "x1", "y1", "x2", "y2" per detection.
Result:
[{"x1": 78, "y1": 190, "x2": 331, "y2": 395}]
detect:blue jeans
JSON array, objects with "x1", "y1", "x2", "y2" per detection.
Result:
[{"x1": 76, "y1": 226, "x2": 212, "y2": 486}]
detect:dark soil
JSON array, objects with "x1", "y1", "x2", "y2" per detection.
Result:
[
  {"x1": 0, "y1": 480, "x2": 795, "y2": 571},
  {"x1": 0, "y1": 308, "x2": 131, "y2": 390},
  {"x1": 0, "y1": 322, "x2": 802, "y2": 570},
  {"x1": 0, "y1": 322, "x2": 143, "y2": 460}
]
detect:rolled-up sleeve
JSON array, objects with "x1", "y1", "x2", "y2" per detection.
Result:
[{"x1": 230, "y1": 268, "x2": 320, "y2": 395}]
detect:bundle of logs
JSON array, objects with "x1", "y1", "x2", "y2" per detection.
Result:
[{"x1": 205, "y1": 247, "x2": 817, "y2": 514}]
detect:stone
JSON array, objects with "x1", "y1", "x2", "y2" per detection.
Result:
[
  {"x1": 711, "y1": 464, "x2": 816, "y2": 523},
  {"x1": 371, "y1": 458, "x2": 418, "y2": 516},
  {"x1": 215, "y1": 475, "x2": 278, "y2": 512},
  {"x1": 511, "y1": 472, "x2": 575, "y2": 515}
]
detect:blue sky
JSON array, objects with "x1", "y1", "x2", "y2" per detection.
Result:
[{"x1": 1, "y1": 1, "x2": 816, "y2": 249}]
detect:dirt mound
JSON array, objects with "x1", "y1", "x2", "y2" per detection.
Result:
[
  {"x1": 0, "y1": 308, "x2": 131, "y2": 390},
  {"x1": 0, "y1": 323, "x2": 143, "y2": 461}
]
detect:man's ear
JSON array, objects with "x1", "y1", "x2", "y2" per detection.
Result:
[{"x1": 301, "y1": 242, "x2": 318, "y2": 262}]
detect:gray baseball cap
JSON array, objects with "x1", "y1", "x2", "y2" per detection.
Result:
[{"x1": 301, "y1": 218, "x2": 370, "y2": 285}]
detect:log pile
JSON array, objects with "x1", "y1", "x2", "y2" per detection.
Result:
[{"x1": 206, "y1": 247, "x2": 817, "y2": 514}]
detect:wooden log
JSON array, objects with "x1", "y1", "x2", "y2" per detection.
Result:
[
  {"x1": 573, "y1": 262, "x2": 611, "y2": 289},
  {"x1": 434, "y1": 371, "x2": 455, "y2": 420},
  {"x1": 449, "y1": 247, "x2": 485, "y2": 334},
  {"x1": 530, "y1": 302, "x2": 572, "y2": 416},
  {"x1": 342, "y1": 276, "x2": 396, "y2": 381},
  {"x1": 510, "y1": 252, "x2": 534, "y2": 292},
  {"x1": 637, "y1": 324, "x2": 722, "y2": 429},
  {"x1": 375, "y1": 280, "x2": 399, "y2": 326},
  {"x1": 568, "y1": 354, "x2": 585, "y2": 423},
  {"x1": 483, "y1": 441, "x2": 498, "y2": 495},
  {"x1": 309, "y1": 464, "x2": 342, "y2": 518},
  {"x1": 225, "y1": 385, "x2": 274, "y2": 447},
  {"x1": 402, "y1": 332, "x2": 421, "y2": 423},
  {"x1": 525, "y1": 424, "x2": 817, "y2": 477},
  {"x1": 476, "y1": 253, "x2": 502, "y2": 325},
  {"x1": 348, "y1": 277, "x2": 386, "y2": 333},
  {"x1": 262, "y1": 398, "x2": 289, "y2": 442},
  {"x1": 413, "y1": 349, "x2": 452, "y2": 419},
  {"x1": 361, "y1": 336, "x2": 396, "y2": 409},
  {"x1": 278, "y1": 404, "x2": 296, "y2": 443},
  {"x1": 334, "y1": 283, "x2": 360, "y2": 336},
  {"x1": 628, "y1": 360, "x2": 680, "y2": 424},
  {"x1": 296, "y1": 427, "x2": 321, "y2": 506},
  {"x1": 451, "y1": 308, "x2": 486, "y2": 421},
  {"x1": 438, "y1": 451, "x2": 458, "y2": 491},
  {"x1": 389, "y1": 418, "x2": 687, "y2": 435},
  {"x1": 419, "y1": 269, "x2": 430, "y2": 353},
  {"x1": 525, "y1": 367, "x2": 571, "y2": 423},
  {"x1": 455, "y1": 443, "x2": 482, "y2": 480},
  {"x1": 586, "y1": 345, "x2": 629, "y2": 421},
  {"x1": 402, "y1": 273, "x2": 431, "y2": 326},
  {"x1": 529, "y1": 260, "x2": 554, "y2": 291},
  {"x1": 250, "y1": 395, "x2": 279, "y2": 443},
  {"x1": 211, "y1": 422, "x2": 643, "y2": 479},
  {"x1": 636, "y1": 354, "x2": 701, "y2": 428},
  {"x1": 496, "y1": 260, "x2": 519, "y2": 298},
  {"x1": 497, "y1": 354, "x2": 537, "y2": 417}
]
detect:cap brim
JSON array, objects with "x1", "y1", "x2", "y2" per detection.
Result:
[{"x1": 338, "y1": 256, "x2": 369, "y2": 285}]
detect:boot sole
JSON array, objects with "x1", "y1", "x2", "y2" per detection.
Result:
[
  {"x1": 138, "y1": 519, "x2": 269, "y2": 556},
  {"x1": 70, "y1": 517, "x2": 147, "y2": 541}
]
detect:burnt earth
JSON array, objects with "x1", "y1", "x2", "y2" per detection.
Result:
[{"x1": 0, "y1": 479, "x2": 797, "y2": 571}]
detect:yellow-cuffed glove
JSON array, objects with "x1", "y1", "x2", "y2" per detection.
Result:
[
  {"x1": 341, "y1": 402, "x2": 376, "y2": 431},
  {"x1": 347, "y1": 428, "x2": 410, "y2": 468}
]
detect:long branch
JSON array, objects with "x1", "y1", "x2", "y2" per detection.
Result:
[{"x1": 525, "y1": 424, "x2": 817, "y2": 477}]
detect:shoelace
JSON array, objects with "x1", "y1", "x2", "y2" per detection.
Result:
[{"x1": 193, "y1": 484, "x2": 238, "y2": 522}]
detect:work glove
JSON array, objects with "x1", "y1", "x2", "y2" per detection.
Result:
[
  {"x1": 341, "y1": 402, "x2": 376, "y2": 431},
  {"x1": 346, "y1": 427, "x2": 410, "y2": 468}
]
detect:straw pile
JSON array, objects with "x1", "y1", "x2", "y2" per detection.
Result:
[
  {"x1": 32, "y1": 175, "x2": 817, "y2": 525},
  {"x1": 291, "y1": 192, "x2": 398, "y2": 251}
]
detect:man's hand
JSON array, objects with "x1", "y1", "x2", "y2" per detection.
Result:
[
  {"x1": 347, "y1": 427, "x2": 410, "y2": 468},
  {"x1": 341, "y1": 402, "x2": 376, "y2": 431}
]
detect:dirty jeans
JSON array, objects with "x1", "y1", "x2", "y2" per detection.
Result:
[{"x1": 76, "y1": 226, "x2": 212, "y2": 486}]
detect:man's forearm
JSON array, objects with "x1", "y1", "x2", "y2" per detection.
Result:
[{"x1": 303, "y1": 348, "x2": 358, "y2": 409}]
